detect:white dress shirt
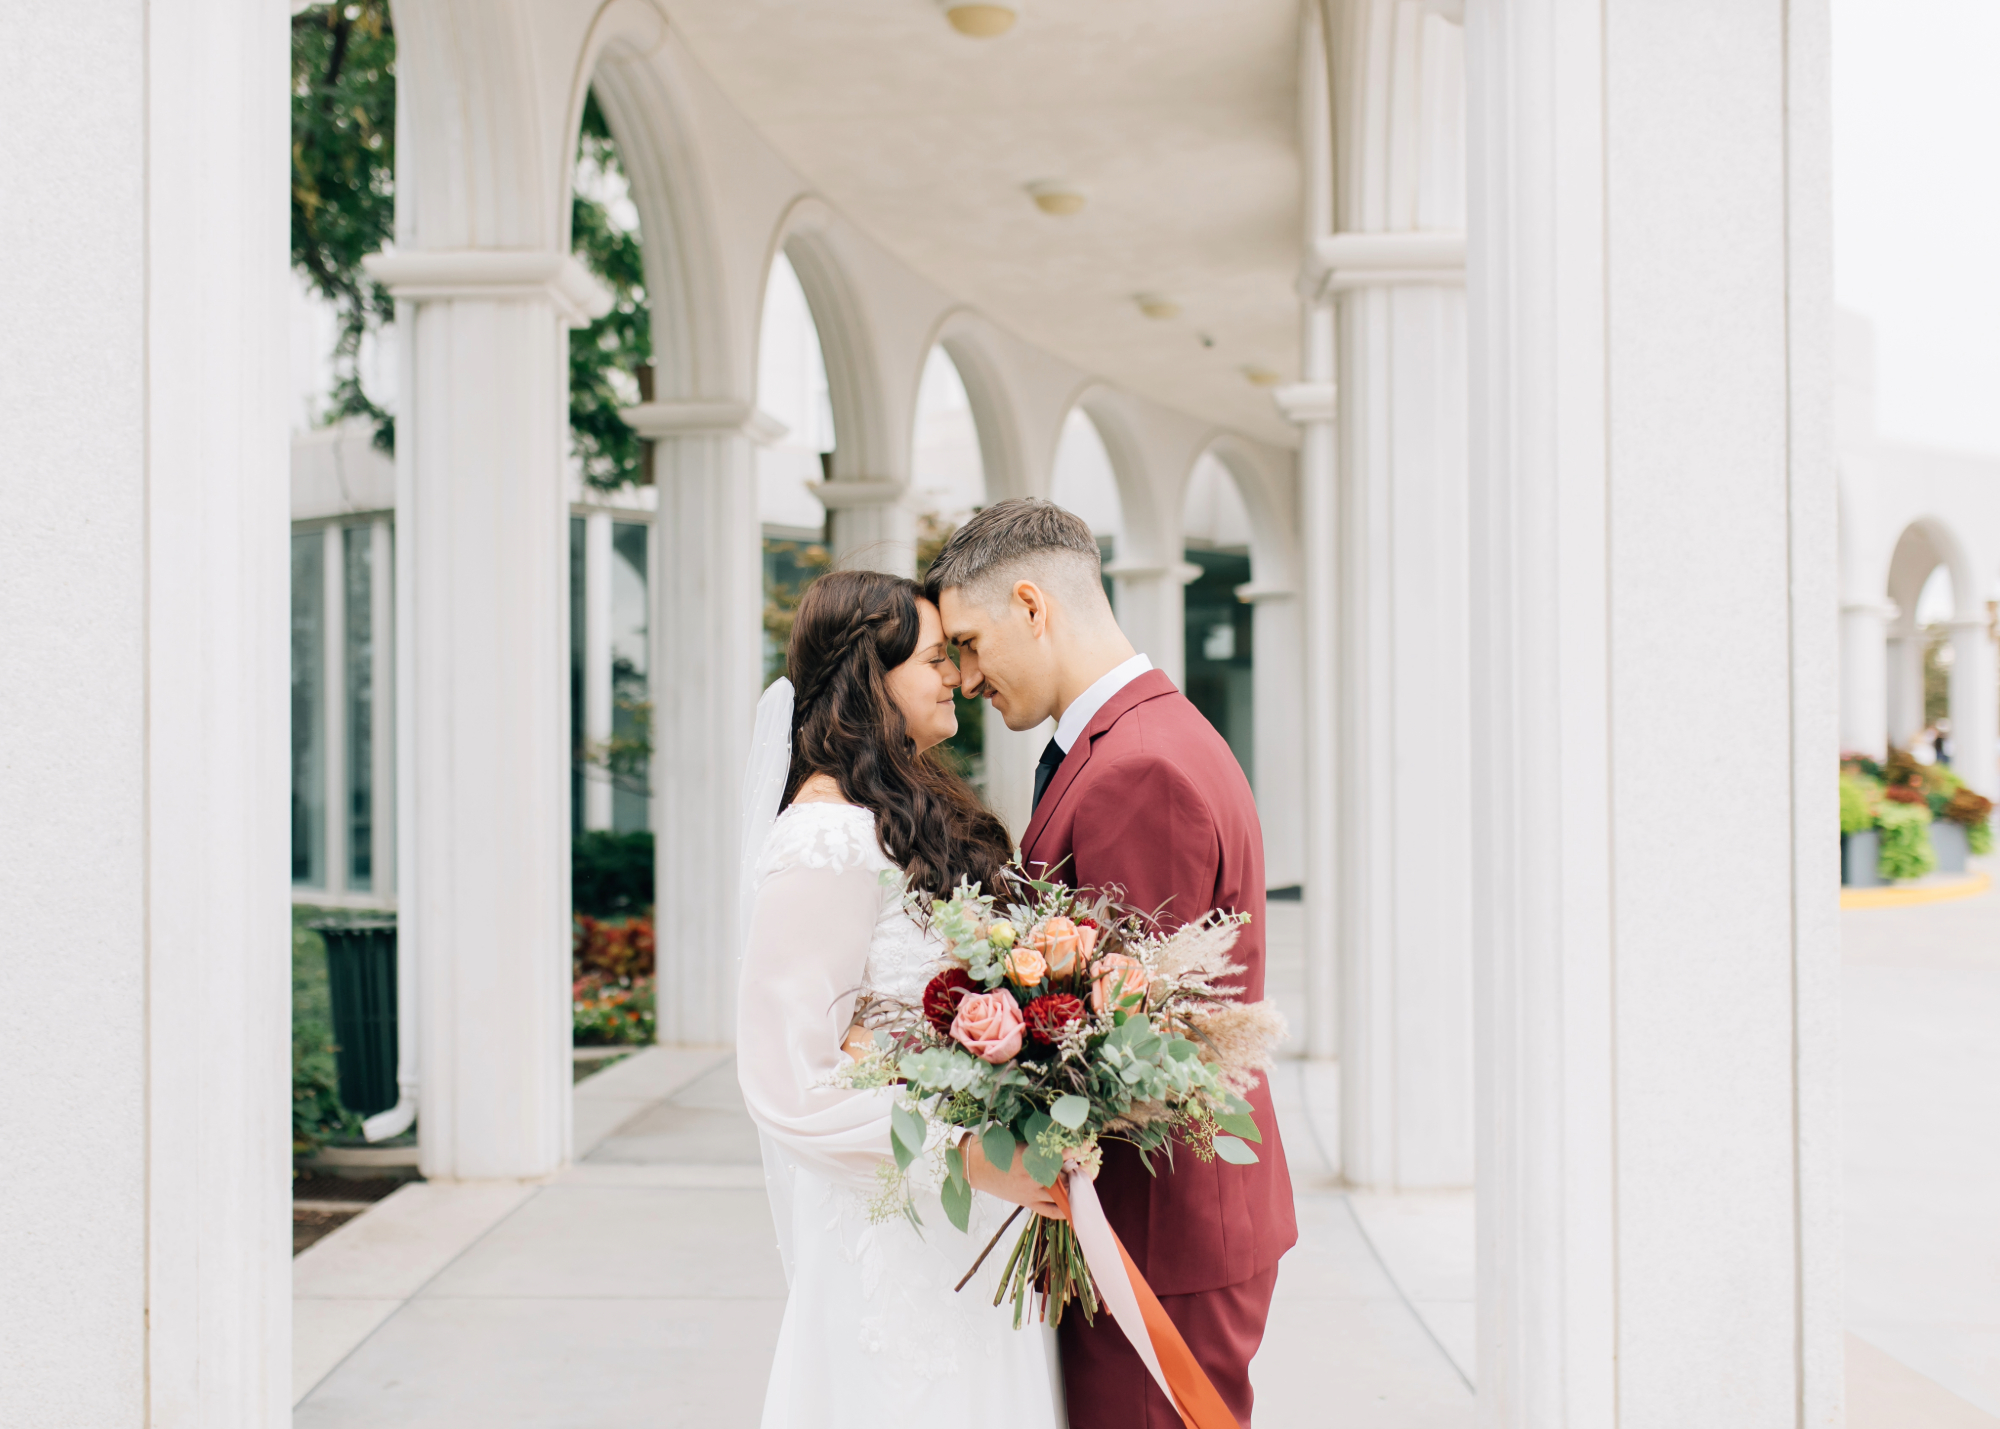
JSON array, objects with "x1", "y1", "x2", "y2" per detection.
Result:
[{"x1": 1052, "y1": 653, "x2": 1154, "y2": 753}]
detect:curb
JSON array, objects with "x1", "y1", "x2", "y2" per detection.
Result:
[{"x1": 1840, "y1": 872, "x2": 1991, "y2": 910}]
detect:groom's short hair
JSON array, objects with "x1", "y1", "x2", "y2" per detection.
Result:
[{"x1": 923, "y1": 498, "x2": 1109, "y2": 617}]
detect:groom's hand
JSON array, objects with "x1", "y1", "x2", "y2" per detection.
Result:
[{"x1": 961, "y1": 1133, "x2": 1066, "y2": 1221}]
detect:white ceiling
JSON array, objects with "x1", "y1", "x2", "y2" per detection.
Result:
[{"x1": 663, "y1": 0, "x2": 1305, "y2": 448}]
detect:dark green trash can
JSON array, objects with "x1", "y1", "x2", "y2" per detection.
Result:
[{"x1": 311, "y1": 917, "x2": 399, "y2": 1118}]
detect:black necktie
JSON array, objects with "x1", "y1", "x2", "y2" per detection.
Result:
[{"x1": 1032, "y1": 737, "x2": 1065, "y2": 812}]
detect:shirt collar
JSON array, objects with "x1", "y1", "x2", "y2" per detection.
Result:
[{"x1": 1052, "y1": 653, "x2": 1154, "y2": 753}]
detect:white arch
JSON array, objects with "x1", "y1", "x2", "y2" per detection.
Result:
[
  {"x1": 925, "y1": 310, "x2": 1031, "y2": 504},
  {"x1": 578, "y1": 5, "x2": 735, "y2": 403},
  {"x1": 755, "y1": 199, "x2": 892, "y2": 487}
]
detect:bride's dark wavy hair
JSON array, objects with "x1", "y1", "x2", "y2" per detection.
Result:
[{"x1": 782, "y1": 569, "x2": 1014, "y2": 900}]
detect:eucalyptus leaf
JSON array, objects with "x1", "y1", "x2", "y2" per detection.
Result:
[
  {"x1": 1221, "y1": 1090, "x2": 1254, "y2": 1116},
  {"x1": 1023, "y1": 1109, "x2": 1053, "y2": 1146},
  {"x1": 1217, "y1": 1112, "x2": 1263, "y2": 1144},
  {"x1": 945, "y1": 1144, "x2": 968, "y2": 1191},
  {"x1": 1165, "y1": 1038, "x2": 1199, "y2": 1061},
  {"x1": 891, "y1": 1104, "x2": 927, "y2": 1159},
  {"x1": 941, "y1": 1170, "x2": 973, "y2": 1233},
  {"x1": 1050, "y1": 1094, "x2": 1090, "y2": 1130},
  {"x1": 1212, "y1": 1135, "x2": 1260, "y2": 1165},
  {"x1": 1023, "y1": 1142, "x2": 1064, "y2": 1187},
  {"x1": 981, "y1": 1124, "x2": 1018, "y2": 1173},
  {"x1": 891, "y1": 1134, "x2": 915, "y2": 1172}
]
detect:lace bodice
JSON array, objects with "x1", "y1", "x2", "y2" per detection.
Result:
[{"x1": 752, "y1": 801, "x2": 942, "y2": 1002}]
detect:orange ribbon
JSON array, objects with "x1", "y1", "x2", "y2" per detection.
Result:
[{"x1": 1050, "y1": 1175, "x2": 1238, "y2": 1429}]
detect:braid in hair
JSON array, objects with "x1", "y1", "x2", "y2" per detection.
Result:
[{"x1": 781, "y1": 569, "x2": 1013, "y2": 900}]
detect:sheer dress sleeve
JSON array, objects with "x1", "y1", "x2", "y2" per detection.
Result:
[{"x1": 735, "y1": 807, "x2": 896, "y2": 1192}]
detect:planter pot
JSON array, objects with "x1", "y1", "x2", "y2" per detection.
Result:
[
  {"x1": 1842, "y1": 830, "x2": 1882, "y2": 887},
  {"x1": 1932, "y1": 820, "x2": 1969, "y2": 874}
]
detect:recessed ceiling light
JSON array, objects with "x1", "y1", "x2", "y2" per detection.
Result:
[
  {"x1": 940, "y1": 1, "x2": 1017, "y2": 37},
  {"x1": 1243, "y1": 366, "x2": 1284, "y2": 387},
  {"x1": 1135, "y1": 294, "x2": 1181, "y2": 320},
  {"x1": 1026, "y1": 180, "x2": 1086, "y2": 216}
]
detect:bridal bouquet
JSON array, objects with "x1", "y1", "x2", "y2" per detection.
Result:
[{"x1": 833, "y1": 868, "x2": 1284, "y2": 1327}]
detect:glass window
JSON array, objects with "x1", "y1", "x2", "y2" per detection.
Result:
[
  {"x1": 610, "y1": 521, "x2": 651, "y2": 833},
  {"x1": 1182, "y1": 548, "x2": 1255, "y2": 787},
  {"x1": 291, "y1": 532, "x2": 326, "y2": 887},
  {"x1": 571, "y1": 516, "x2": 587, "y2": 834},
  {"x1": 343, "y1": 526, "x2": 374, "y2": 889}
]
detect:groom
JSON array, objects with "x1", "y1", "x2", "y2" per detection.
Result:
[{"x1": 926, "y1": 499, "x2": 1296, "y2": 1428}]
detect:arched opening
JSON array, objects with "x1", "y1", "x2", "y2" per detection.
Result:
[
  {"x1": 755, "y1": 250, "x2": 837, "y2": 684},
  {"x1": 1881, "y1": 516, "x2": 1998, "y2": 803},
  {"x1": 911, "y1": 345, "x2": 991, "y2": 786},
  {"x1": 1049, "y1": 406, "x2": 1125, "y2": 611},
  {"x1": 1180, "y1": 451, "x2": 1257, "y2": 784}
]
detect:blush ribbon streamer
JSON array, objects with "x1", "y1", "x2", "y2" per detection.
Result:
[{"x1": 1054, "y1": 1171, "x2": 1238, "y2": 1429}]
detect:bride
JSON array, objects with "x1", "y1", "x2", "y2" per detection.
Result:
[{"x1": 736, "y1": 570, "x2": 1066, "y2": 1428}]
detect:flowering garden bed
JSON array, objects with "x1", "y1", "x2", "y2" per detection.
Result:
[{"x1": 1840, "y1": 751, "x2": 1992, "y2": 885}]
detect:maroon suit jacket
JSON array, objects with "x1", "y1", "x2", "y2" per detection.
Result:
[{"x1": 1022, "y1": 668, "x2": 1297, "y2": 1296}]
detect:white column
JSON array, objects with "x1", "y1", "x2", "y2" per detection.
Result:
[
  {"x1": 1, "y1": 0, "x2": 290, "y2": 1418},
  {"x1": 1105, "y1": 559, "x2": 1200, "y2": 685},
  {"x1": 626, "y1": 401, "x2": 775, "y2": 1045},
  {"x1": 1465, "y1": 1, "x2": 1840, "y2": 1423},
  {"x1": 1948, "y1": 615, "x2": 1997, "y2": 797},
  {"x1": 1886, "y1": 623, "x2": 1926, "y2": 750},
  {"x1": 1240, "y1": 582, "x2": 1305, "y2": 889},
  {"x1": 1275, "y1": 367, "x2": 1338, "y2": 1060},
  {"x1": 582, "y1": 510, "x2": 616, "y2": 831},
  {"x1": 816, "y1": 479, "x2": 918, "y2": 577},
  {"x1": 1839, "y1": 598, "x2": 1891, "y2": 757},
  {"x1": 1327, "y1": 253, "x2": 1475, "y2": 1191},
  {"x1": 368, "y1": 249, "x2": 610, "y2": 1179}
]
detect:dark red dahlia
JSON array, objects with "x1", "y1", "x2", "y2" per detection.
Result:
[
  {"x1": 922, "y1": 967, "x2": 978, "y2": 1037},
  {"x1": 1024, "y1": 993, "x2": 1088, "y2": 1046}
]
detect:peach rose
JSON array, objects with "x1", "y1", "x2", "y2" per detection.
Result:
[
  {"x1": 1004, "y1": 945, "x2": 1048, "y2": 987},
  {"x1": 1037, "y1": 917, "x2": 1081, "y2": 978},
  {"x1": 1090, "y1": 953, "x2": 1150, "y2": 1014},
  {"x1": 951, "y1": 989, "x2": 1025, "y2": 1064}
]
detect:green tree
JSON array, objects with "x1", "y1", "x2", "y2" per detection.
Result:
[
  {"x1": 291, "y1": 2, "x2": 396, "y2": 449},
  {"x1": 289, "y1": 7, "x2": 652, "y2": 487}
]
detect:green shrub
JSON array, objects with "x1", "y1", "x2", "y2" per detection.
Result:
[
  {"x1": 1839, "y1": 773, "x2": 1881, "y2": 835},
  {"x1": 1874, "y1": 801, "x2": 1936, "y2": 881},
  {"x1": 574, "y1": 976, "x2": 656, "y2": 1046},
  {"x1": 573, "y1": 830, "x2": 653, "y2": 917},
  {"x1": 292, "y1": 911, "x2": 361, "y2": 1154}
]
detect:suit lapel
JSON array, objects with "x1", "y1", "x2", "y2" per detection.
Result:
[{"x1": 1021, "y1": 669, "x2": 1178, "y2": 863}]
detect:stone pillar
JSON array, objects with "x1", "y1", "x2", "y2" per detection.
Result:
[
  {"x1": 2, "y1": 1, "x2": 290, "y2": 1416},
  {"x1": 1948, "y1": 615, "x2": 1997, "y2": 797},
  {"x1": 626, "y1": 401, "x2": 777, "y2": 1045},
  {"x1": 1105, "y1": 559, "x2": 1201, "y2": 685},
  {"x1": 1316, "y1": 234, "x2": 1475, "y2": 1191},
  {"x1": 1275, "y1": 364, "x2": 1338, "y2": 1060},
  {"x1": 1839, "y1": 599, "x2": 1892, "y2": 758},
  {"x1": 1464, "y1": 1, "x2": 1841, "y2": 1421},
  {"x1": 816, "y1": 478, "x2": 918, "y2": 577},
  {"x1": 582, "y1": 510, "x2": 616, "y2": 831},
  {"x1": 1887, "y1": 622, "x2": 1926, "y2": 751},
  {"x1": 367, "y1": 249, "x2": 610, "y2": 1179},
  {"x1": 1239, "y1": 580, "x2": 1305, "y2": 889}
]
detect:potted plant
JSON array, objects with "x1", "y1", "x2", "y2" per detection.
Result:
[{"x1": 1839, "y1": 765, "x2": 1883, "y2": 888}]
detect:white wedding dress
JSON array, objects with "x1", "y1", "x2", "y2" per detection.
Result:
[{"x1": 737, "y1": 800, "x2": 1066, "y2": 1429}]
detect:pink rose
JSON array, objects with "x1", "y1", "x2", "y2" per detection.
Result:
[
  {"x1": 1090, "y1": 953, "x2": 1150, "y2": 1014},
  {"x1": 950, "y1": 989, "x2": 1025, "y2": 1064}
]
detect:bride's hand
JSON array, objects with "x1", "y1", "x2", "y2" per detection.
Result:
[
  {"x1": 961, "y1": 1132, "x2": 1067, "y2": 1221},
  {"x1": 840, "y1": 1023, "x2": 873, "y2": 1061}
]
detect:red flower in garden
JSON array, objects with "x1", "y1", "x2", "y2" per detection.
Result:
[
  {"x1": 1885, "y1": 785, "x2": 1927, "y2": 805},
  {"x1": 1024, "y1": 993, "x2": 1088, "y2": 1047},
  {"x1": 923, "y1": 967, "x2": 978, "y2": 1037}
]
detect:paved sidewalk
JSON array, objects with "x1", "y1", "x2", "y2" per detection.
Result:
[{"x1": 294, "y1": 1040, "x2": 1474, "y2": 1425}]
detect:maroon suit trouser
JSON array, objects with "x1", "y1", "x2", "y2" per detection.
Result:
[{"x1": 1057, "y1": 1265, "x2": 1279, "y2": 1428}]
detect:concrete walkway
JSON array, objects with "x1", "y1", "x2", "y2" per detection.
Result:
[
  {"x1": 1842, "y1": 879, "x2": 2000, "y2": 1423},
  {"x1": 293, "y1": 886, "x2": 2000, "y2": 1425}
]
